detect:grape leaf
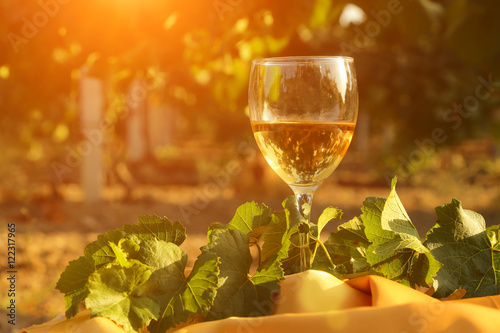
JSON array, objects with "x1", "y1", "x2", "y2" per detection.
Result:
[
  {"x1": 63, "y1": 291, "x2": 87, "y2": 319},
  {"x1": 207, "y1": 222, "x2": 226, "y2": 241},
  {"x1": 84, "y1": 229, "x2": 128, "y2": 267},
  {"x1": 261, "y1": 197, "x2": 302, "y2": 273},
  {"x1": 85, "y1": 262, "x2": 159, "y2": 333},
  {"x1": 313, "y1": 216, "x2": 371, "y2": 276},
  {"x1": 109, "y1": 239, "x2": 141, "y2": 268},
  {"x1": 85, "y1": 237, "x2": 219, "y2": 333},
  {"x1": 55, "y1": 255, "x2": 95, "y2": 318},
  {"x1": 146, "y1": 250, "x2": 219, "y2": 333},
  {"x1": 261, "y1": 211, "x2": 292, "y2": 263},
  {"x1": 424, "y1": 199, "x2": 500, "y2": 298},
  {"x1": 227, "y1": 201, "x2": 272, "y2": 234},
  {"x1": 57, "y1": 215, "x2": 188, "y2": 322},
  {"x1": 317, "y1": 207, "x2": 343, "y2": 237},
  {"x1": 488, "y1": 225, "x2": 500, "y2": 247},
  {"x1": 135, "y1": 238, "x2": 186, "y2": 271},
  {"x1": 208, "y1": 202, "x2": 272, "y2": 243},
  {"x1": 362, "y1": 179, "x2": 441, "y2": 287},
  {"x1": 203, "y1": 229, "x2": 283, "y2": 321},
  {"x1": 60, "y1": 230, "x2": 130, "y2": 318},
  {"x1": 180, "y1": 253, "x2": 219, "y2": 316},
  {"x1": 488, "y1": 225, "x2": 500, "y2": 284},
  {"x1": 83, "y1": 215, "x2": 185, "y2": 268},
  {"x1": 123, "y1": 214, "x2": 186, "y2": 246},
  {"x1": 56, "y1": 255, "x2": 95, "y2": 297}
]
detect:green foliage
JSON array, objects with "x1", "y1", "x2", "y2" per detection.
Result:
[
  {"x1": 312, "y1": 179, "x2": 498, "y2": 298},
  {"x1": 202, "y1": 229, "x2": 282, "y2": 320},
  {"x1": 259, "y1": 197, "x2": 313, "y2": 274},
  {"x1": 424, "y1": 199, "x2": 500, "y2": 298},
  {"x1": 56, "y1": 212, "x2": 284, "y2": 333},
  {"x1": 124, "y1": 215, "x2": 187, "y2": 246},
  {"x1": 145, "y1": 250, "x2": 219, "y2": 333},
  {"x1": 56, "y1": 181, "x2": 500, "y2": 332},
  {"x1": 260, "y1": 207, "x2": 297, "y2": 266},
  {"x1": 317, "y1": 207, "x2": 343, "y2": 239},
  {"x1": 56, "y1": 255, "x2": 95, "y2": 318},
  {"x1": 85, "y1": 262, "x2": 159, "y2": 333},
  {"x1": 56, "y1": 215, "x2": 222, "y2": 333},
  {"x1": 313, "y1": 216, "x2": 371, "y2": 276},
  {"x1": 312, "y1": 179, "x2": 442, "y2": 288},
  {"x1": 361, "y1": 180, "x2": 441, "y2": 287},
  {"x1": 217, "y1": 201, "x2": 273, "y2": 243}
]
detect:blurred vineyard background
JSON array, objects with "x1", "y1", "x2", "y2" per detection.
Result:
[{"x1": 1, "y1": 0, "x2": 500, "y2": 330}]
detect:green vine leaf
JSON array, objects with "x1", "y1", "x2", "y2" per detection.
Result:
[
  {"x1": 227, "y1": 201, "x2": 272, "y2": 234},
  {"x1": 317, "y1": 207, "x2": 343, "y2": 237},
  {"x1": 208, "y1": 202, "x2": 272, "y2": 244},
  {"x1": 146, "y1": 250, "x2": 220, "y2": 333},
  {"x1": 203, "y1": 229, "x2": 283, "y2": 321},
  {"x1": 424, "y1": 199, "x2": 500, "y2": 298},
  {"x1": 85, "y1": 262, "x2": 159, "y2": 333},
  {"x1": 124, "y1": 214, "x2": 186, "y2": 246},
  {"x1": 261, "y1": 197, "x2": 302, "y2": 274},
  {"x1": 56, "y1": 255, "x2": 95, "y2": 318},
  {"x1": 313, "y1": 216, "x2": 370, "y2": 276},
  {"x1": 84, "y1": 229, "x2": 128, "y2": 268},
  {"x1": 362, "y1": 179, "x2": 441, "y2": 287}
]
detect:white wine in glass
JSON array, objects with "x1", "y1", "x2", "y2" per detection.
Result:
[{"x1": 248, "y1": 56, "x2": 358, "y2": 271}]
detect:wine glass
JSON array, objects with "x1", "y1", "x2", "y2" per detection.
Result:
[{"x1": 248, "y1": 56, "x2": 358, "y2": 271}]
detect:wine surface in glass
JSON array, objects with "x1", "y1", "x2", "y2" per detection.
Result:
[{"x1": 251, "y1": 121, "x2": 355, "y2": 188}]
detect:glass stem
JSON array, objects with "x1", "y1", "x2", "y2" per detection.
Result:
[{"x1": 291, "y1": 186, "x2": 315, "y2": 272}]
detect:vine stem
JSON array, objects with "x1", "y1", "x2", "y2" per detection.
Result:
[
  {"x1": 249, "y1": 238, "x2": 262, "y2": 267},
  {"x1": 310, "y1": 235, "x2": 334, "y2": 269},
  {"x1": 255, "y1": 240, "x2": 262, "y2": 265}
]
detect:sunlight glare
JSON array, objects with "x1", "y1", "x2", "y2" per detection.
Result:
[
  {"x1": 0, "y1": 65, "x2": 9, "y2": 80},
  {"x1": 163, "y1": 12, "x2": 178, "y2": 30},
  {"x1": 339, "y1": 3, "x2": 366, "y2": 27}
]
